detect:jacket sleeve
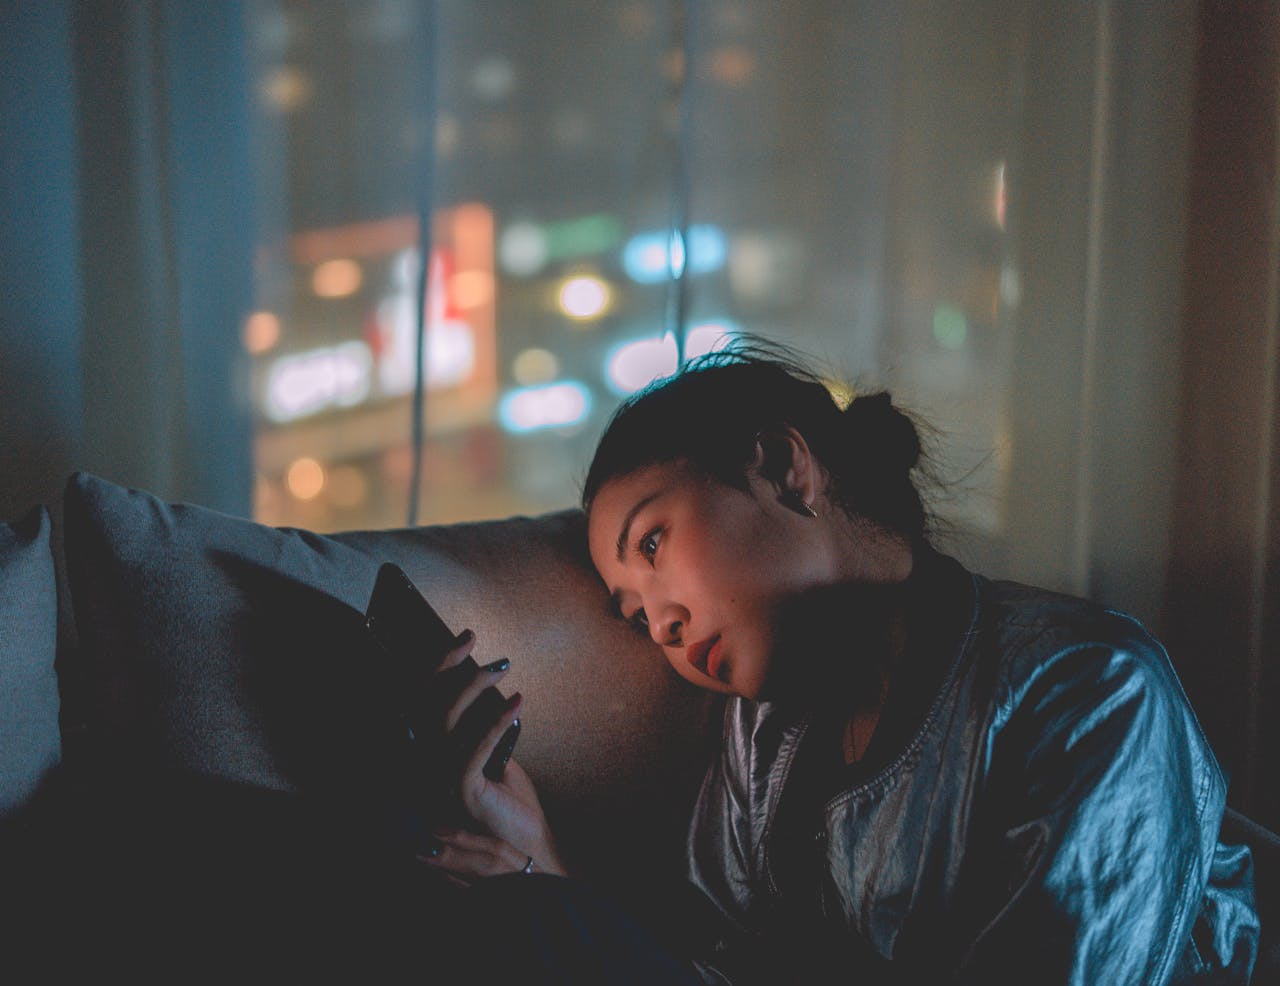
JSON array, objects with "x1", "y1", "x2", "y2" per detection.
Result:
[
  {"x1": 686, "y1": 701, "x2": 759, "y2": 935},
  {"x1": 956, "y1": 623, "x2": 1230, "y2": 985}
]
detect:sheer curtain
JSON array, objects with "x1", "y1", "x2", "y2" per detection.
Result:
[{"x1": 2, "y1": 1, "x2": 1276, "y2": 827}]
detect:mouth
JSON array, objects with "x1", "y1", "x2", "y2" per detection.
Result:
[{"x1": 687, "y1": 635, "x2": 725, "y2": 681}]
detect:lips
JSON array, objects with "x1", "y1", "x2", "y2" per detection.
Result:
[{"x1": 687, "y1": 635, "x2": 724, "y2": 681}]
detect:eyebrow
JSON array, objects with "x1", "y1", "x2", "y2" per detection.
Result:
[{"x1": 615, "y1": 491, "x2": 661, "y2": 563}]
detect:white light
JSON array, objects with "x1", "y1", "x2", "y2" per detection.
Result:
[
  {"x1": 499, "y1": 222, "x2": 549, "y2": 277},
  {"x1": 669, "y1": 230, "x2": 686, "y2": 279},
  {"x1": 375, "y1": 297, "x2": 476, "y2": 395},
  {"x1": 499, "y1": 382, "x2": 592, "y2": 433},
  {"x1": 558, "y1": 275, "x2": 611, "y2": 320},
  {"x1": 684, "y1": 321, "x2": 738, "y2": 358},
  {"x1": 264, "y1": 341, "x2": 373, "y2": 423},
  {"x1": 606, "y1": 333, "x2": 679, "y2": 395},
  {"x1": 472, "y1": 56, "x2": 516, "y2": 102}
]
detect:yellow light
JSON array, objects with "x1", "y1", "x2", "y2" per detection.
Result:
[
  {"x1": 312, "y1": 259, "x2": 364, "y2": 299},
  {"x1": 558, "y1": 275, "x2": 611, "y2": 320},
  {"x1": 822, "y1": 379, "x2": 856, "y2": 411},
  {"x1": 512, "y1": 348, "x2": 560, "y2": 385},
  {"x1": 286, "y1": 458, "x2": 326, "y2": 501},
  {"x1": 243, "y1": 311, "x2": 281, "y2": 355},
  {"x1": 261, "y1": 66, "x2": 312, "y2": 112}
]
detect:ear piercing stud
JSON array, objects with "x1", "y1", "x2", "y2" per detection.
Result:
[{"x1": 780, "y1": 489, "x2": 818, "y2": 519}]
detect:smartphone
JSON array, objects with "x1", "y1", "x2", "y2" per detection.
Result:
[{"x1": 363, "y1": 562, "x2": 519, "y2": 783}]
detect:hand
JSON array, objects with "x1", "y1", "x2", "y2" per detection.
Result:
[
  {"x1": 423, "y1": 631, "x2": 569, "y2": 879},
  {"x1": 418, "y1": 761, "x2": 569, "y2": 887}
]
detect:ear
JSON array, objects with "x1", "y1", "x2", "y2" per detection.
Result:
[{"x1": 751, "y1": 425, "x2": 819, "y2": 501}]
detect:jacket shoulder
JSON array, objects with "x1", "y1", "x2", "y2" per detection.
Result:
[{"x1": 976, "y1": 576, "x2": 1170, "y2": 681}]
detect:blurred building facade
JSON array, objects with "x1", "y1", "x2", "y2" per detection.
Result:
[{"x1": 2, "y1": 0, "x2": 1277, "y2": 828}]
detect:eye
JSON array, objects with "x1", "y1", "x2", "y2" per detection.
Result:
[
  {"x1": 628, "y1": 608, "x2": 650, "y2": 635},
  {"x1": 637, "y1": 526, "x2": 663, "y2": 565}
]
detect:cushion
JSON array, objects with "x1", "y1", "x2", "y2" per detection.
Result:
[
  {"x1": 0, "y1": 505, "x2": 61, "y2": 818},
  {"x1": 60, "y1": 471, "x2": 717, "y2": 882}
]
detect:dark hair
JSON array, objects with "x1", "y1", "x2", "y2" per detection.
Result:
[{"x1": 582, "y1": 339, "x2": 934, "y2": 548}]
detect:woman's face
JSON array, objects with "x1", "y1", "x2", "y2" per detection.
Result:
[{"x1": 587, "y1": 458, "x2": 834, "y2": 700}]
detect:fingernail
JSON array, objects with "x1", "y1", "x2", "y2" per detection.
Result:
[
  {"x1": 456, "y1": 628, "x2": 474, "y2": 644},
  {"x1": 480, "y1": 657, "x2": 510, "y2": 673},
  {"x1": 506, "y1": 692, "x2": 523, "y2": 712},
  {"x1": 420, "y1": 837, "x2": 443, "y2": 857}
]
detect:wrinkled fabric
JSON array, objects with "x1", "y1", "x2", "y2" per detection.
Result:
[{"x1": 686, "y1": 553, "x2": 1260, "y2": 984}]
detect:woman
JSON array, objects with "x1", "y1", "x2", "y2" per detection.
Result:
[{"x1": 421, "y1": 342, "x2": 1260, "y2": 984}]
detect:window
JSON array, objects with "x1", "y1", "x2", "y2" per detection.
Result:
[{"x1": 244, "y1": 1, "x2": 1034, "y2": 562}]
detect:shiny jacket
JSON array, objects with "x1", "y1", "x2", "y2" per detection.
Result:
[{"x1": 686, "y1": 551, "x2": 1260, "y2": 984}]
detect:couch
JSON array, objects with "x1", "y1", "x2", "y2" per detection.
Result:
[
  {"x1": 3, "y1": 473, "x2": 1275, "y2": 980},
  {"x1": 0, "y1": 472, "x2": 720, "y2": 976}
]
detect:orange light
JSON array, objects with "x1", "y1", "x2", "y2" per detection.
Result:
[
  {"x1": 312, "y1": 259, "x2": 363, "y2": 299},
  {"x1": 243, "y1": 311, "x2": 282, "y2": 354},
  {"x1": 261, "y1": 66, "x2": 312, "y2": 112},
  {"x1": 709, "y1": 47, "x2": 755, "y2": 87},
  {"x1": 450, "y1": 269, "x2": 495, "y2": 309},
  {"x1": 286, "y1": 458, "x2": 326, "y2": 500}
]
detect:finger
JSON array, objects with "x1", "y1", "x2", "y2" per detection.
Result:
[
  {"x1": 437, "y1": 629, "x2": 476, "y2": 671},
  {"x1": 461, "y1": 692, "x2": 523, "y2": 793},
  {"x1": 445, "y1": 661, "x2": 511, "y2": 734},
  {"x1": 451, "y1": 687, "x2": 514, "y2": 769},
  {"x1": 419, "y1": 829, "x2": 528, "y2": 881}
]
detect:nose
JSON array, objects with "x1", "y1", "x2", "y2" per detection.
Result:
[{"x1": 648, "y1": 602, "x2": 687, "y2": 647}]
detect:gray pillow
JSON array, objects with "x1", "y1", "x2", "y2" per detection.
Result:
[
  {"x1": 60, "y1": 472, "x2": 715, "y2": 879},
  {"x1": 0, "y1": 506, "x2": 62, "y2": 818}
]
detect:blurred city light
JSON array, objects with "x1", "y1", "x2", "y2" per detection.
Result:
[
  {"x1": 512, "y1": 347, "x2": 560, "y2": 385},
  {"x1": 498, "y1": 222, "x2": 548, "y2": 276},
  {"x1": 311, "y1": 258, "x2": 364, "y2": 298},
  {"x1": 374, "y1": 296, "x2": 476, "y2": 395},
  {"x1": 499, "y1": 381, "x2": 592, "y2": 433},
  {"x1": 684, "y1": 321, "x2": 739, "y2": 358},
  {"x1": 932, "y1": 305, "x2": 968, "y2": 350},
  {"x1": 261, "y1": 65, "x2": 313, "y2": 112},
  {"x1": 243, "y1": 311, "x2": 282, "y2": 354},
  {"x1": 622, "y1": 224, "x2": 727, "y2": 283},
  {"x1": 265, "y1": 341, "x2": 373, "y2": 422},
  {"x1": 471, "y1": 56, "x2": 516, "y2": 102},
  {"x1": 558, "y1": 274, "x2": 611, "y2": 320},
  {"x1": 286, "y1": 457, "x2": 326, "y2": 500},
  {"x1": 994, "y1": 161, "x2": 1008, "y2": 230},
  {"x1": 606, "y1": 332, "x2": 679, "y2": 395},
  {"x1": 604, "y1": 321, "x2": 739, "y2": 396},
  {"x1": 450, "y1": 269, "x2": 495, "y2": 308},
  {"x1": 499, "y1": 214, "x2": 624, "y2": 276}
]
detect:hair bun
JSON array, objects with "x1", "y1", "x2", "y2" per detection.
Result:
[{"x1": 843, "y1": 392, "x2": 921, "y2": 475}]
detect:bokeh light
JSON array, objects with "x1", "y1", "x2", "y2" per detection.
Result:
[
  {"x1": 311, "y1": 258, "x2": 364, "y2": 298},
  {"x1": 499, "y1": 381, "x2": 592, "y2": 433},
  {"x1": 243, "y1": 311, "x2": 282, "y2": 354},
  {"x1": 286, "y1": 457, "x2": 326, "y2": 500},
  {"x1": 558, "y1": 275, "x2": 611, "y2": 320},
  {"x1": 512, "y1": 347, "x2": 560, "y2": 385}
]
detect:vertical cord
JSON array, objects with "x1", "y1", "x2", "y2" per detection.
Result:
[
  {"x1": 1070, "y1": 0, "x2": 1111, "y2": 595},
  {"x1": 408, "y1": 0, "x2": 439, "y2": 527},
  {"x1": 665, "y1": 0, "x2": 695, "y2": 362}
]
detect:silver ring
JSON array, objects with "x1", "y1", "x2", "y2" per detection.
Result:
[{"x1": 520, "y1": 855, "x2": 535, "y2": 875}]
